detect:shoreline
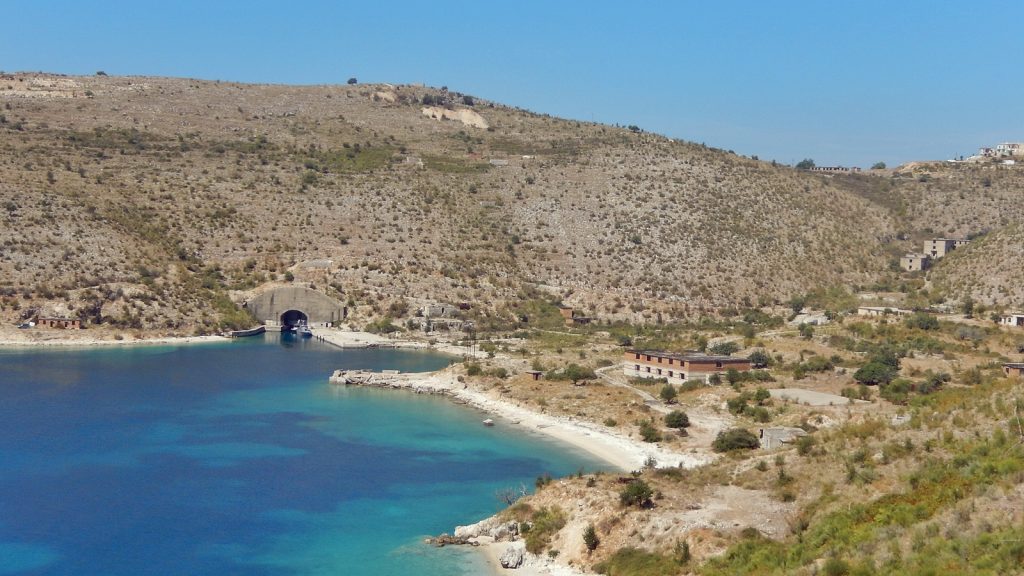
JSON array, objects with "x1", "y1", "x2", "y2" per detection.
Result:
[
  {"x1": 331, "y1": 365, "x2": 714, "y2": 576},
  {"x1": 331, "y1": 369, "x2": 711, "y2": 477},
  {"x1": 0, "y1": 333, "x2": 231, "y2": 349}
]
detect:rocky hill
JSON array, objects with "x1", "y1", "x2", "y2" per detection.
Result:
[{"x1": 1, "y1": 72, "x2": 1007, "y2": 332}]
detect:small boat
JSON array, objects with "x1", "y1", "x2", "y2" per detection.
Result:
[
  {"x1": 296, "y1": 324, "x2": 313, "y2": 338},
  {"x1": 482, "y1": 419, "x2": 495, "y2": 427}
]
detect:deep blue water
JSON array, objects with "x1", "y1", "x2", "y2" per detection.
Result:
[{"x1": 0, "y1": 334, "x2": 608, "y2": 575}]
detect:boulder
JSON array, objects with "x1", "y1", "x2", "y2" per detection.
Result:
[{"x1": 499, "y1": 545, "x2": 524, "y2": 569}]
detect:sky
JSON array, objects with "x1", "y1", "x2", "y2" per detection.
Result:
[{"x1": 4, "y1": 1, "x2": 1022, "y2": 167}]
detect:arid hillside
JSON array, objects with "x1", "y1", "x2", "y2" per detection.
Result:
[{"x1": 0, "y1": 72, "x2": 970, "y2": 332}]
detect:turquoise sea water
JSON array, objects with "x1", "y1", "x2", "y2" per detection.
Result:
[{"x1": 0, "y1": 334, "x2": 609, "y2": 575}]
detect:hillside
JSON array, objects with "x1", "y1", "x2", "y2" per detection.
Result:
[{"x1": 0, "y1": 72, "x2": 930, "y2": 333}]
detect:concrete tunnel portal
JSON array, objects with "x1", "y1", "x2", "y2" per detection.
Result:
[
  {"x1": 244, "y1": 286, "x2": 347, "y2": 328},
  {"x1": 280, "y1": 309, "x2": 308, "y2": 328}
]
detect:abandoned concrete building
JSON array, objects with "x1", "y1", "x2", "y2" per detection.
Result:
[
  {"x1": 900, "y1": 253, "x2": 930, "y2": 272},
  {"x1": 1002, "y1": 363, "x2": 1024, "y2": 378},
  {"x1": 36, "y1": 317, "x2": 82, "y2": 329},
  {"x1": 924, "y1": 238, "x2": 969, "y2": 259},
  {"x1": 999, "y1": 313, "x2": 1024, "y2": 328},
  {"x1": 558, "y1": 306, "x2": 592, "y2": 326},
  {"x1": 857, "y1": 306, "x2": 914, "y2": 318},
  {"x1": 759, "y1": 427, "x2": 808, "y2": 450},
  {"x1": 419, "y1": 303, "x2": 458, "y2": 318},
  {"x1": 623, "y1": 350, "x2": 752, "y2": 385}
]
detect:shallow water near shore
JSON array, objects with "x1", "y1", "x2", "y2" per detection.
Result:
[{"x1": 0, "y1": 334, "x2": 608, "y2": 575}]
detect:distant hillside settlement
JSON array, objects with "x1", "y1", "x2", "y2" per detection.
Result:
[{"x1": 965, "y1": 141, "x2": 1023, "y2": 163}]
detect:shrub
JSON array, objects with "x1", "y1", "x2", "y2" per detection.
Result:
[
  {"x1": 748, "y1": 350, "x2": 772, "y2": 368},
  {"x1": 583, "y1": 525, "x2": 600, "y2": 552},
  {"x1": 524, "y1": 506, "x2": 566, "y2": 554},
  {"x1": 822, "y1": 557, "x2": 851, "y2": 576},
  {"x1": 659, "y1": 383, "x2": 678, "y2": 403},
  {"x1": 904, "y1": 312, "x2": 939, "y2": 330},
  {"x1": 593, "y1": 547, "x2": 681, "y2": 576},
  {"x1": 709, "y1": 341, "x2": 740, "y2": 356},
  {"x1": 619, "y1": 480, "x2": 653, "y2": 507},
  {"x1": 712, "y1": 428, "x2": 760, "y2": 452},
  {"x1": 680, "y1": 379, "x2": 705, "y2": 392},
  {"x1": 365, "y1": 318, "x2": 402, "y2": 334},
  {"x1": 664, "y1": 410, "x2": 690, "y2": 429},
  {"x1": 853, "y1": 361, "x2": 897, "y2": 385},
  {"x1": 465, "y1": 362, "x2": 482, "y2": 376},
  {"x1": 796, "y1": 434, "x2": 816, "y2": 456},
  {"x1": 639, "y1": 420, "x2": 661, "y2": 443}
]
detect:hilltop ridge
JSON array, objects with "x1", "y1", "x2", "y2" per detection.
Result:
[{"x1": 0, "y1": 72, "x2": 1020, "y2": 332}]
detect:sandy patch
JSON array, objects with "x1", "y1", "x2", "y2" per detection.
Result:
[{"x1": 421, "y1": 106, "x2": 489, "y2": 129}]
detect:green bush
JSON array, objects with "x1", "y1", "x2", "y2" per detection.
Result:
[
  {"x1": 619, "y1": 480, "x2": 654, "y2": 508},
  {"x1": 905, "y1": 312, "x2": 939, "y2": 330},
  {"x1": 524, "y1": 506, "x2": 566, "y2": 554},
  {"x1": 709, "y1": 341, "x2": 740, "y2": 356},
  {"x1": 465, "y1": 362, "x2": 482, "y2": 376},
  {"x1": 680, "y1": 379, "x2": 705, "y2": 392},
  {"x1": 639, "y1": 421, "x2": 661, "y2": 443},
  {"x1": 583, "y1": 524, "x2": 600, "y2": 552},
  {"x1": 664, "y1": 410, "x2": 690, "y2": 429},
  {"x1": 365, "y1": 318, "x2": 402, "y2": 334},
  {"x1": 659, "y1": 383, "x2": 677, "y2": 403},
  {"x1": 853, "y1": 361, "x2": 897, "y2": 385},
  {"x1": 712, "y1": 428, "x2": 760, "y2": 452},
  {"x1": 594, "y1": 547, "x2": 681, "y2": 575}
]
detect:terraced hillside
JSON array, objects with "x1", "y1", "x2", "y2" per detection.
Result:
[{"x1": 1, "y1": 73, "x2": 903, "y2": 331}]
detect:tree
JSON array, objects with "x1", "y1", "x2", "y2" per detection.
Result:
[
  {"x1": 754, "y1": 387, "x2": 771, "y2": 405},
  {"x1": 853, "y1": 361, "x2": 897, "y2": 385},
  {"x1": 748, "y1": 350, "x2": 772, "y2": 368},
  {"x1": 795, "y1": 159, "x2": 816, "y2": 170},
  {"x1": 871, "y1": 161, "x2": 886, "y2": 170},
  {"x1": 583, "y1": 525, "x2": 600, "y2": 552},
  {"x1": 904, "y1": 312, "x2": 939, "y2": 330},
  {"x1": 346, "y1": 77, "x2": 357, "y2": 85},
  {"x1": 659, "y1": 383, "x2": 678, "y2": 404},
  {"x1": 798, "y1": 323, "x2": 815, "y2": 340},
  {"x1": 961, "y1": 296, "x2": 975, "y2": 318},
  {"x1": 619, "y1": 480, "x2": 653, "y2": 507},
  {"x1": 562, "y1": 363, "x2": 596, "y2": 385},
  {"x1": 712, "y1": 428, "x2": 760, "y2": 452},
  {"x1": 726, "y1": 368, "x2": 741, "y2": 386},
  {"x1": 639, "y1": 420, "x2": 661, "y2": 442},
  {"x1": 664, "y1": 410, "x2": 690, "y2": 429},
  {"x1": 708, "y1": 341, "x2": 740, "y2": 356},
  {"x1": 789, "y1": 295, "x2": 806, "y2": 314},
  {"x1": 462, "y1": 95, "x2": 475, "y2": 106}
]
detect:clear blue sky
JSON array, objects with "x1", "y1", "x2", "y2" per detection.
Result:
[{"x1": 5, "y1": 1, "x2": 1022, "y2": 167}]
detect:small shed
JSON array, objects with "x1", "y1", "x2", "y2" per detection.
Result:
[
  {"x1": 1002, "y1": 363, "x2": 1024, "y2": 378},
  {"x1": 525, "y1": 370, "x2": 543, "y2": 381},
  {"x1": 37, "y1": 317, "x2": 82, "y2": 329},
  {"x1": 759, "y1": 427, "x2": 807, "y2": 450}
]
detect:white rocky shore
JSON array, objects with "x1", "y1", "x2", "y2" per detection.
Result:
[{"x1": 330, "y1": 369, "x2": 711, "y2": 472}]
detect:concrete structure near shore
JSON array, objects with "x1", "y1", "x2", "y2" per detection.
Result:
[{"x1": 244, "y1": 286, "x2": 347, "y2": 327}]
